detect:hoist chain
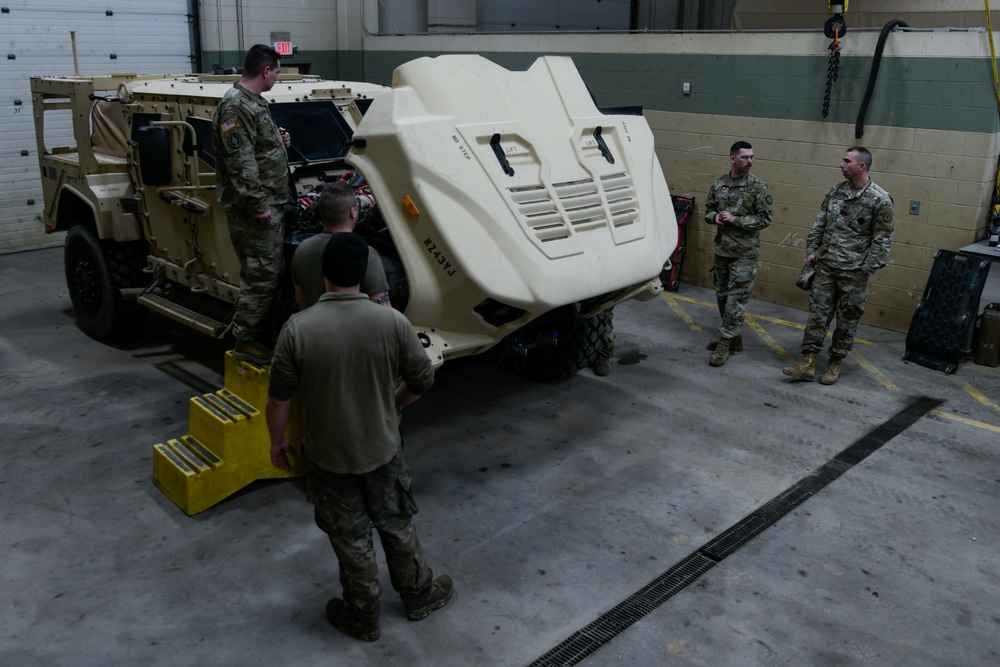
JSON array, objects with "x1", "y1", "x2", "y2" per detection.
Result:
[{"x1": 822, "y1": 42, "x2": 841, "y2": 118}]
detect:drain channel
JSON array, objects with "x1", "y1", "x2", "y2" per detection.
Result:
[{"x1": 527, "y1": 396, "x2": 942, "y2": 667}]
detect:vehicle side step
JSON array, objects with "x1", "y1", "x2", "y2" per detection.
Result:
[
  {"x1": 138, "y1": 292, "x2": 226, "y2": 337},
  {"x1": 151, "y1": 352, "x2": 304, "y2": 515}
]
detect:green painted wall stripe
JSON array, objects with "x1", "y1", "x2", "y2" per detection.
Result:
[
  {"x1": 199, "y1": 49, "x2": 999, "y2": 134},
  {"x1": 351, "y1": 49, "x2": 1000, "y2": 135}
]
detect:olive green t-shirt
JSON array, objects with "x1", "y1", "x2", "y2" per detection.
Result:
[
  {"x1": 269, "y1": 292, "x2": 433, "y2": 474},
  {"x1": 291, "y1": 232, "x2": 389, "y2": 308}
]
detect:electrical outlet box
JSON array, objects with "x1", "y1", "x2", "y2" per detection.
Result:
[
  {"x1": 909, "y1": 200, "x2": 920, "y2": 215},
  {"x1": 682, "y1": 82, "x2": 691, "y2": 94}
]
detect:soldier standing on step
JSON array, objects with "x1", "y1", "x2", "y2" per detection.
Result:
[
  {"x1": 213, "y1": 44, "x2": 293, "y2": 365},
  {"x1": 704, "y1": 141, "x2": 772, "y2": 367},
  {"x1": 782, "y1": 146, "x2": 894, "y2": 385}
]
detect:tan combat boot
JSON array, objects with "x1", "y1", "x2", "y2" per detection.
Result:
[
  {"x1": 819, "y1": 357, "x2": 843, "y2": 385},
  {"x1": 782, "y1": 351, "x2": 817, "y2": 381},
  {"x1": 709, "y1": 338, "x2": 731, "y2": 366},
  {"x1": 232, "y1": 339, "x2": 274, "y2": 366},
  {"x1": 707, "y1": 334, "x2": 743, "y2": 352}
]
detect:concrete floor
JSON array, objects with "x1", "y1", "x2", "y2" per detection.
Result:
[{"x1": 2, "y1": 246, "x2": 999, "y2": 666}]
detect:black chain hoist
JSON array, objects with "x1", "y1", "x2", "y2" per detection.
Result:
[
  {"x1": 822, "y1": 14, "x2": 847, "y2": 118},
  {"x1": 822, "y1": 41, "x2": 840, "y2": 117}
]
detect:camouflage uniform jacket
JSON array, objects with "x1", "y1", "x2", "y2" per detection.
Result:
[
  {"x1": 807, "y1": 179, "x2": 893, "y2": 275},
  {"x1": 704, "y1": 172, "x2": 772, "y2": 258},
  {"x1": 212, "y1": 82, "x2": 292, "y2": 216}
]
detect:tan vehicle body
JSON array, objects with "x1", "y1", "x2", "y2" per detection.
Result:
[{"x1": 32, "y1": 55, "x2": 677, "y2": 378}]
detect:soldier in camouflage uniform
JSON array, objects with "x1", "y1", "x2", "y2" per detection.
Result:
[
  {"x1": 783, "y1": 147, "x2": 894, "y2": 385},
  {"x1": 704, "y1": 141, "x2": 772, "y2": 366},
  {"x1": 212, "y1": 44, "x2": 292, "y2": 364},
  {"x1": 266, "y1": 234, "x2": 452, "y2": 642}
]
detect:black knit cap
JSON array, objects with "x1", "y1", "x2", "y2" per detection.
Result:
[{"x1": 322, "y1": 232, "x2": 369, "y2": 288}]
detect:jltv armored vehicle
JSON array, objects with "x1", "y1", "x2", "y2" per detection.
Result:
[{"x1": 32, "y1": 55, "x2": 677, "y2": 379}]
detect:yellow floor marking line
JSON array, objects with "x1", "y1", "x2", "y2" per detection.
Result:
[
  {"x1": 662, "y1": 290, "x2": 1000, "y2": 432},
  {"x1": 855, "y1": 356, "x2": 1000, "y2": 433},
  {"x1": 854, "y1": 354, "x2": 1000, "y2": 432},
  {"x1": 667, "y1": 293, "x2": 806, "y2": 328},
  {"x1": 853, "y1": 350, "x2": 901, "y2": 392},
  {"x1": 930, "y1": 409, "x2": 1000, "y2": 434},
  {"x1": 963, "y1": 383, "x2": 1000, "y2": 415},
  {"x1": 745, "y1": 312, "x2": 874, "y2": 346},
  {"x1": 744, "y1": 315, "x2": 795, "y2": 363},
  {"x1": 666, "y1": 294, "x2": 709, "y2": 306},
  {"x1": 661, "y1": 294, "x2": 702, "y2": 332},
  {"x1": 739, "y1": 312, "x2": 806, "y2": 331},
  {"x1": 660, "y1": 293, "x2": 872, "y2": 345}
]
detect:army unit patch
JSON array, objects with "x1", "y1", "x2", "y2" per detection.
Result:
[{"x1": 227, "y1": 133, "x2": 242, "y2": 149}]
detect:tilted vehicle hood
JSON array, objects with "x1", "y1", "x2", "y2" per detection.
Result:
[{"x1": 347, "y1": 55, "x2": 678, "y2": 327}]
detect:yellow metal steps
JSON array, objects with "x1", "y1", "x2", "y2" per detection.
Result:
[{"x1": 152, "y1": 351, "x2": 303, "y2": 515}]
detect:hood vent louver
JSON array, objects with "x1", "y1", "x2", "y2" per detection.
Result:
[{"x1": 507, "y1": 172, "x2": 638, "y2": 244}]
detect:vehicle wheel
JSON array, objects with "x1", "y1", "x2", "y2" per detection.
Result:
[
  {"x1": 64, "y1": 226, "x2": 148, "y2": 340},
  {"x1": 104, "y1": 239, "x2": 150, "y2": 290},
  {"x1": 519, "y1": 310, "x2": 612, "y2": 381}
]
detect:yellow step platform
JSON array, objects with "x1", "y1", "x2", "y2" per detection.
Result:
[{"x1": 152, "y1": 352, "x2": 303, "y2": 515}]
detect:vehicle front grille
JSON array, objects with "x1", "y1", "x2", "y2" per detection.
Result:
[{"x1": 507, "y1": 171, "x2": 639, "y2": 244}]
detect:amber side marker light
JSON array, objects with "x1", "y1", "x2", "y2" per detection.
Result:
[{"x1": 403, "y1": 195, "x2": 420, "y2": 218}]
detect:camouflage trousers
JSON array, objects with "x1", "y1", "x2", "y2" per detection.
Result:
[
  {"x1": 712, "y1": 256, "x2": 758, "y2": 339},
  {"x1": 226, "y1": 204, "x2": 284, "y2": 342},
  {"x1": 307, "y1": 450, "x2": 433, "y2": 619},
  {"x1": 801, "y1": 267, "x2": 870, "y2": 358}
]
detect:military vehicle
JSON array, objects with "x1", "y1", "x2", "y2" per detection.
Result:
[{"x1": 32, "y1": 55, "x2": 677, "y2": 380}]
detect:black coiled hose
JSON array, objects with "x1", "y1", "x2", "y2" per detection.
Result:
[{"x1": 855, "y1": 19, "x2": 910, "y2": 139}]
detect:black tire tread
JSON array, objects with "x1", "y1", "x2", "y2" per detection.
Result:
[
  {"x1": 64, "y1": 226, "x2": 148, "y2": 340},
  {"x1": 521, "y1": 310, "x2": 612, "y2": 381}
]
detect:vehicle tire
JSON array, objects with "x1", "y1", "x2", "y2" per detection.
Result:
[
  {"x1": 64, "y1": 226, "x2": 148, "y2": 340},
  {"x1": 104, "y1": 239, "x2": 150, "y2": 290},
  {"x1": 519, "y1": 310, "x2": 612, "y2": 381}
]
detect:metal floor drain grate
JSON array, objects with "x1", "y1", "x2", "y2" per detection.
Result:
[
  {"x1": 701, "y1": 514, "x2": 771, "y2": 561},
  {"x1": 530, "y1": 553, "x2": 715, "y2": 667},
  {"x1": 527, "y1": 396, "x2": 942, "y2": 667}
]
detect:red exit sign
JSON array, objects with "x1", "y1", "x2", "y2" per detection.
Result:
[{"x1": 273, "y1": 41, "x2": 293, "y2": 57}]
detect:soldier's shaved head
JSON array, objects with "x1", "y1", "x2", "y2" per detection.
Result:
[
  {"x1": 318, "y1": 182, "x2": 358, "y2": 231},
  {"x1": 243, "y1": 44, "x2": 280, "y2": 77},
  {"x1": 730, "y1": 141, "x2": 752, "y2": 156},
  {"x1": 846, "y1": 146, "x2": 872, "y2": 170},
  {"x1": 729, "y1": 141, "x2": 755, "y2": 178}
]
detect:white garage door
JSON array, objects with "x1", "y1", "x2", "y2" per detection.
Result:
[{"x1": 0, "y1": 0, "x2": 194, "y2": 253}]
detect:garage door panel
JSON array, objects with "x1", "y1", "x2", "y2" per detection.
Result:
[{"x1": 0, "y1": 1, "x2": 192, "y2": 253}]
